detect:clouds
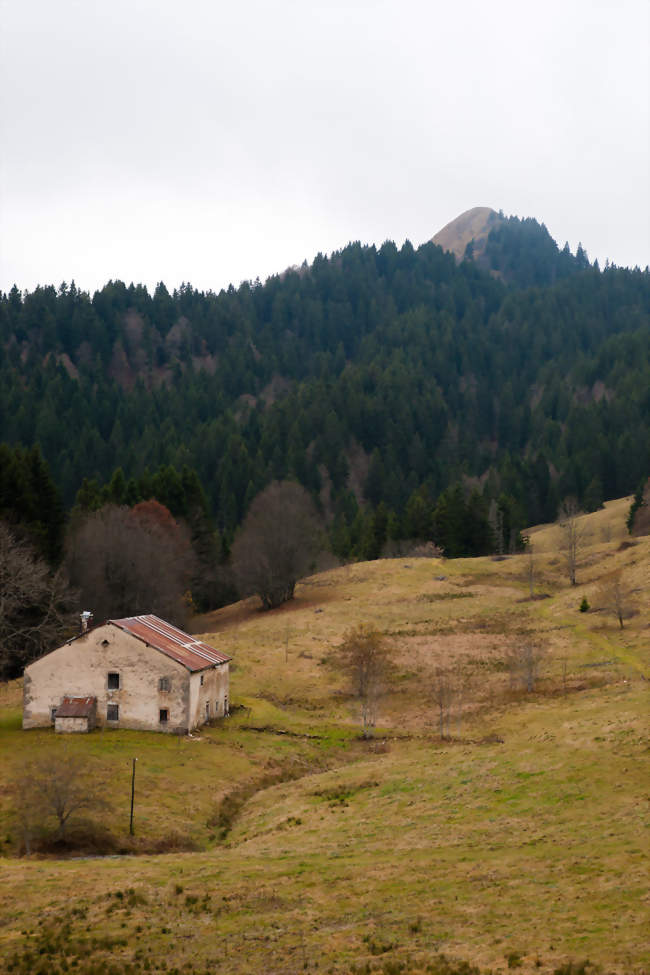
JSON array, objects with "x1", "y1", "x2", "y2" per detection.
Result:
[{"x1": 1, "y1": 0, "x2": 648, "y2": 293}]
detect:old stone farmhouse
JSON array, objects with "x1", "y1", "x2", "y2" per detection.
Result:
[{"x1": 23, "y1": 615, "x2": 231, "y2": 734}]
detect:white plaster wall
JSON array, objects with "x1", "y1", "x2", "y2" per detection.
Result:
[
  {"x1": 23, "y1": 624, "x2": 190, "y2": 732},
  {"x1": 188, "y1": 662, "x2": 229, "y2": 730},
  {"x1": 55, "y1": 716, "x2": 89, "y2": 734}
]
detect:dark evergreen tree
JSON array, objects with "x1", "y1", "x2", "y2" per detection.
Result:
[{"x1": 0, "y1": 219, "x2": 647, "y2": 580}]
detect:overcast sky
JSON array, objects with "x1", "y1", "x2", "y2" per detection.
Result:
[{"x1": 1, "y1": 0, "x2": 648, "y2": 295}]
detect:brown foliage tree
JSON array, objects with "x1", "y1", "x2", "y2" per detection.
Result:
[
  {"x1": 231, "y1": 481, "x2": 323, "y2": 610},
  {"x1": 334, "y1": 624, "x2": 394, "y2": 737},
  {"x1": 65, "y1": 503, "x2": 195, "y2": 624},
  {"x1": 0, "y1": 521, "x2": 75, "y2": 679},
  {"x1": 131, "y1": 498, "x2": 180, "y2": 533}
]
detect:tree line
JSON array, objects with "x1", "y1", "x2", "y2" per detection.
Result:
[
  {"x1": 0, "y1": 216, "x2": 647, "y2": 547},
  {"x1": 1, "y1": 215, "x2": 649, "y2": 675}
]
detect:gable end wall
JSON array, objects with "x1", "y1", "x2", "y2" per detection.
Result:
[{"x1": 23, "y1": 624, "x2": 190, "y2": 732}]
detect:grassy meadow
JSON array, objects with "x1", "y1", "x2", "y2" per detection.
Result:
[{"x1": 0, "y1": 500, "x2": 648, "y2": 974}]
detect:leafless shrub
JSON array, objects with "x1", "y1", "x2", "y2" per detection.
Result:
[
  {"x1": 382, "y1": 538, "x2": 444, "y2": 559},
  {"x1": 333, "y1": 624, "x2": 394, "y2": 737},
  {"x1": 525, "y1": 541, "x2": 535, "y2": 598},
  {"x1": 596, "y1": 570, "x2": 635, "y2": 629},
  {"x1": 505, "y1": 638, "x2": 546, "y2": 693},
  {"x1": 430, "y1": 666, "x2": 456, "y2": 738},
  {"x1": 430, "y1": 663, "x2": 472, "y2": 738}
]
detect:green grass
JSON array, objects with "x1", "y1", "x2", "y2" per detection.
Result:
[
  {"x1": 1, "y1": 686, "x2": 647, "y2": 972},
  {"x1": 0, "y1": 516, "x2": 648, "y2": 973},
  {"x1": 0, "y1": 704, "x2": 357, "y2": 857}
]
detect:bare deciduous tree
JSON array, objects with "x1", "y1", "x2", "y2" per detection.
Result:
[
  {"x1": 454, "y1": 666, "x2": 474, "y2": 737},
  {"x1": 14, "y1": 752, "x2": 107, "y2": 852},
  {"x1": 334, "y1": 624, "x2": 394, "y2": 737},
  {"x1": 596, "y1": 570, "x2": 634, "y2": 629},
  {"x1": 65, "y1": 503, "x2": 195, "y2": 624},
  {"x1": 0, "y1": 521, "x2": 75, "y2": 679},
  {"x1": 506, "y1": 638, "x2": 546, "y2": 693},
  {"x1": 560, "y1": 653, "x2": 569, "y2": 695},
  {"x1": 557, "y1": 498, "x2": 585, "y2": 586},
  {"x1": 431, "y1": 665, "x2": 456, "y2": 738},
  {"x1": 231, "y1": 481, "x2": 323, "y2": 610},
  {"x1": 430, "y1": 663, "x2": 472, "y2": 738},
  {"x1": 525, "y1": 540, "x2": 536, "y2": 598}
]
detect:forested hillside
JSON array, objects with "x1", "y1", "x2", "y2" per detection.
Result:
[{"x1": 1, "y1": 213, "x2": 648, "y2": 560}]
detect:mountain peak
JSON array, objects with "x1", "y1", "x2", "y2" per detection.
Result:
[{"x1": 431, "y1": 207, "x2": 501, "y2": 261}]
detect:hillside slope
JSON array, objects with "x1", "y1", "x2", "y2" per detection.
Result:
[
  {"x1": 1, "y1": 217, "x2": 648, "y2": 557},
  {"x1": 0, "y1": 502, "x2": 648, "y2": 973}
]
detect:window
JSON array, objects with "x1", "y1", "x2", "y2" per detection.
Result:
[
  {"x1": 107, "y1": 672, "x2": 120, "y2": 690},
  {"x1": 205, "y1": 701, "x2": 210, "y2": 720},
  {"x1": 224, "y1": 695, "x2": 228, "y2": 716},
  {"x1": 159, "y1": 708, "x2": 168, "y2": 723},
  {"x1": 101, "y1": 639, "x2": 109, "y2": 647},
  {"x1": 50, "y1": 706, "x2": 58, "y2": 724},
  {"x1": 107, "y1": 704, "x2": 119, "y2": 721},
  {"x1": 158, "y1": 677, "x2": 170, "y2": 692},
  {"x1": 200, "y1": 675, "x2": 204, "y2": 686}
]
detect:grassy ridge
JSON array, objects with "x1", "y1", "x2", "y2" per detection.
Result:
[{"x1": 0, "y1": 502, "x2": 648, "y2": 973}]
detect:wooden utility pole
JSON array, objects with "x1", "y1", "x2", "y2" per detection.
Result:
[{"x1": 129, "y1": 758, "x2": 137, "y2": 835}]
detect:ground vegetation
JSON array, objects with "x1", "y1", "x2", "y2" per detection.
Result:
[{"x1": 0, "y1": 498, "x2": 648, "y2": 972}]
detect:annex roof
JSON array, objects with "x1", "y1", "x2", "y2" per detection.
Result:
[
  {"x1": 109, "y1": 615, "x2": 230, "y2": 672},
  {"x1": 56, "y1": 696, "x2": 96, "y2": 718}
]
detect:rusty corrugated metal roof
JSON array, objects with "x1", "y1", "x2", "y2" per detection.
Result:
[
  {"x1": 56, "y1": 696, "x2": 96, "y2": 718},
  {"x1": 109, "y1": 615, "x2": 230, "y2": 672}
]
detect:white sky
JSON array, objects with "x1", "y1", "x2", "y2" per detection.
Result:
[{"x1": 1, "y1": 0, "x2": 648, "y2": 295}]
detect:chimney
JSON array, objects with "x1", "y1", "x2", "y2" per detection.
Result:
[{"x1": 80, "y1": 611, "x2": 93, "y2": 634}]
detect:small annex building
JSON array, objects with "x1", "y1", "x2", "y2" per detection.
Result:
[
  {"x1": 23, "y1": 615, "x2": 231, "y2": 734},
  {"x1": 54, "y1": 696, "x2": 97, "y2": 734}
]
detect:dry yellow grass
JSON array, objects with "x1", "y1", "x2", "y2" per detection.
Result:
[
  {"x1": 197, "y1": 497, "x2": 648, "y2": 731},
  {"x1": 431, "y1": 206, "x2": 498, "y2": 261},
  {"x1": 526, "y1": 496, "x2": 633, "y2": 552},
  {"x1": 0, "y1": 501, "x2": 648, "y2": 974}
]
